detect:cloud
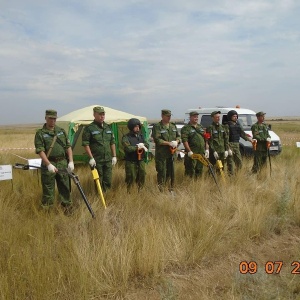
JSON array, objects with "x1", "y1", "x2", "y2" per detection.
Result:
[{"x1": 1, "y1": 1, "x2": 300, "y2": 124}]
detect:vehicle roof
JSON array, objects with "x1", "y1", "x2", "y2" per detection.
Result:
[{"x1": 186, "y1": 107, "x2": 256, "y2": 115}]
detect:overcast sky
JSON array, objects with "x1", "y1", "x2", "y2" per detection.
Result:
[{"x1": 1, "y1": 0, "x2": 300, "y2": 125}]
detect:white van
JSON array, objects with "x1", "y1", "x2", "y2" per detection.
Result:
[{"x1": 184, "y1": 107, "x2": 282, "y2": 156}]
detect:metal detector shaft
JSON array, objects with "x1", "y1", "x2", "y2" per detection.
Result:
[
  {"x1": 207, "y1": 163, "x2": 222, "y2": 195},
  {"x1": 14, "y1": 163, "x2": 95, "y2": 218},
  {"x1": 70, "y1": 172, "x2": 95, "y2": 218},
  {"x1": 267, "y1": 148, "x2": 272, "y2": 177},
  {"x1": 266, "y1": 141, "x2": 272, "y2": 177},
  {"x1": 191, "y1": 154, "x2": 222, "y2": 195},
  {"x1": 169, "y1": 147, "x2": 177, "y2": 191}
]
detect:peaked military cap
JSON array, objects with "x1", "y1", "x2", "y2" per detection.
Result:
[
  {"x1": 211, "y1": 110, "x2": 221, "y2": 117},
  {"x1": 189, "y1": 111, "x2": 199, "y2": 116},
  {"x1": 256, "y1": 111, "x2": 266, "y2": 117},
  {"x1": 45, "y1": 109, "x2": 57, "y2": 118},
  {"x1": 93, "y1": 106, "x2": 105, "y2": 113},
  {"x1": 161, "y1": 109, "x2": 172, "y2": 116}
]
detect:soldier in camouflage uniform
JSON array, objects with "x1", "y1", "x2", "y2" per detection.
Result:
[
  {"x1": 34, "y1": 109, "x2": 74, "y2": 209},
  {"x1": 152, "y1": 109, "x2": 181, "y2": 192},
  {"x1": 251, "y1": 111, "x2": 271, "y2": 174},
  {"x1": 82, "y1": 106, "x2": 117, "y2": 192},
  {"x1": 207, "y1": 111, "x2": 229, "y2": 170},
  {"x1": 122, "y1": 118, "x2": 149, "y2": 192},
  {"x1": 181, "y1": 111, "x2": 209, "y2": 178},
  {"x1": 225, "y1": 110, "x2": 252, "y2": 175}
]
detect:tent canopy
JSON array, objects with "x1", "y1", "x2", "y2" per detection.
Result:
[
  {"x1": 56, "y1": 105, "x2": 148, "y2": 163},
  {"x1": 57, "y1": 105, "x2": 147, "y2": 125}
]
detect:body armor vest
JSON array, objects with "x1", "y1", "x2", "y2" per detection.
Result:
[
  {"x1": 125, "y1": 134, "x2": 145, "y2": 161},
  {"x1": 228, "y1": 122, "x2": 241, "y2": 143}
]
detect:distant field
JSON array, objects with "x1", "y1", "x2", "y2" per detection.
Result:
[
  {"x1": 267, "y1": 119, "x2": 300, "y2": 146},
  {"x1": 1, "y1": 122, "x2": 300, "y2": 299},
  {"x1": 1, "y1": 118, "x2": 299, "y2": 149},
  {"x1": 0, "y1": 123, "x2": 42, "y2": 128},
  {"x1": 268, "y1": 116, "x2": 300, "y2": 121},
  {"x1": 0, "y1": 116, "x2": 299, "y2": 127}
]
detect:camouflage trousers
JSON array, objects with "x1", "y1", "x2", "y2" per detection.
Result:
[
  {"x1": 252, "y1": 150, "x2": 268, "y2": 174},
  {"x1": 41, "y1": 160, "x2": 71, "y2": 207},
  {"x1": 227, "y1": 142, "x2": 243, "y2": 175},
  {"x1": 155, "y1": 156, "x2": 175, "y2": 191},
  {"x1": 124, "y1": 160, "x2": 146, "y2": 191},
  {"x1": 184, "y1": 155, "x2": 203, "y2": 178},
  {"x1": 95, "y1": 160, "x2": 112, "y2": 192}
]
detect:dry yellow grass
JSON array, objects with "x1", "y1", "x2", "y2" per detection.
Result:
[{"x1": 1, "y1": 122, "x2": 300, "y2": 299}]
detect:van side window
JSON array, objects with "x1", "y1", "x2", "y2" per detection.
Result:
[
  {"x1": 238, "y1": 118, "x2": 244, "y2": 127},
  {"x1": 200, "y1": 115, "x2": 212, "y2": 128}
]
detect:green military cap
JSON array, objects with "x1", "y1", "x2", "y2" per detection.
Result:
[
  {"x1": 93, "y1": 106, "x2": 105, "y2": 113},
  {"x1": 211, "y1": 110, "x2": 221, "y2": 117},
  {"x1": 189, "y1": 111, "x2": 199, "y2": 116},
  {"x1": 161, "y1": 109, "x2": 172, "y2": 116},
  {"x1": 256, "y1": 111, "x2": 266, "y2": 117},
  {"x1": 45, "y1": 109, "x2": 57, "y2": 118}
]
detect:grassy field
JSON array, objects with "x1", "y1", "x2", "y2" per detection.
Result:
[{"x1": 1, "y1": 120, "x2": 300, "y2": 299}]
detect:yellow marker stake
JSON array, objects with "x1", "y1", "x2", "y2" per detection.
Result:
[
  {"x1": 91, "y1": 167, "x2": 107, "y2": 209},
  {"x1": 215, "y1": 160, "x2": 226, "y2": 182}
]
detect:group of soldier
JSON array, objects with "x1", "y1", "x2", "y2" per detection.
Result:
[
  {"x1": 149, "y1": 108, "x2": 271, "y2": 193},
  {"x1": 34, "y1": 106, "x2": 271, "y2": 210}
]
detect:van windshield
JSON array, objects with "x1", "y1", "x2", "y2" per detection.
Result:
[{"x1": 237, "y1": 114, "x2": 257, "y2": 130}]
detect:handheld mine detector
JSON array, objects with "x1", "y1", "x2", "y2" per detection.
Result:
[
  {"x1": 252, "y1": 139, "x2": 257, "y2": 151},
  {"x1": 266, "y1": 140, "x2": 272, "y2": 176},
  {"x1": 202, "y1": 130, "x2": 224, "y2": 186},
  {"x1": 137, "y1": 148, "x2": 144, "y2": 160},
  {"x1": 90, "y1": 166, "x2": 107, "y2": 209},
  {"x1": 136, "y1": 147, "x2": 144, "y2": 191},
  {"x1": 191, "y1": 153, "x2": 222, "y2": 195},
  {"x1": 169, "y1": 146, "x2": 177, "y2": 193},
  {"x1": 14, "y1": 163, "x2": 95, "y2": 218}
]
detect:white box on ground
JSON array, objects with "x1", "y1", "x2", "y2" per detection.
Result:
[
  {"x1": 28, "y1": 158, "x2": 42, "y2": 169},
  {"x1": 0, "y1": 165, "x2": 13, "y2": 181}
]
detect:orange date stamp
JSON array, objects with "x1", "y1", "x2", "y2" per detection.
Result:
[{"x1": 239, "y1": 261, "x2": 300, "y2": 274}]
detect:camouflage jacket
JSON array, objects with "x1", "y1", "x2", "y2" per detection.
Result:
[
  {"x1": 207, "y1": 122, "x2": 229, "y2": 153},
  {"x1": 251, "y1": 122, "x2": 271, "y2": 151},
  {"x1": 82, "y1": 121, "x2": 115, "y2": 162},
  {"x1": 152, "y1": 121, "x2": 180, "y2": 158},
  {"x1": 181, "y1": 123, "x2": 205, "y2": 154},
  {"x1": 34, "y1": 124, "x2": 71, "y2": 158}
]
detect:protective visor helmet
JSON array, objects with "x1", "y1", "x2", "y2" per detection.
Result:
[
  {"x1": 227, "y1": 110, "x2": 238, "y2": 121},
  {"x1": 127, "y1": 118, "x2": 141, "y2": 131}
]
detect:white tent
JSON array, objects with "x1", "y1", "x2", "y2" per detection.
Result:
[{"x1": 56, "y1": 105, "x2": 148, "y2": 162}]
